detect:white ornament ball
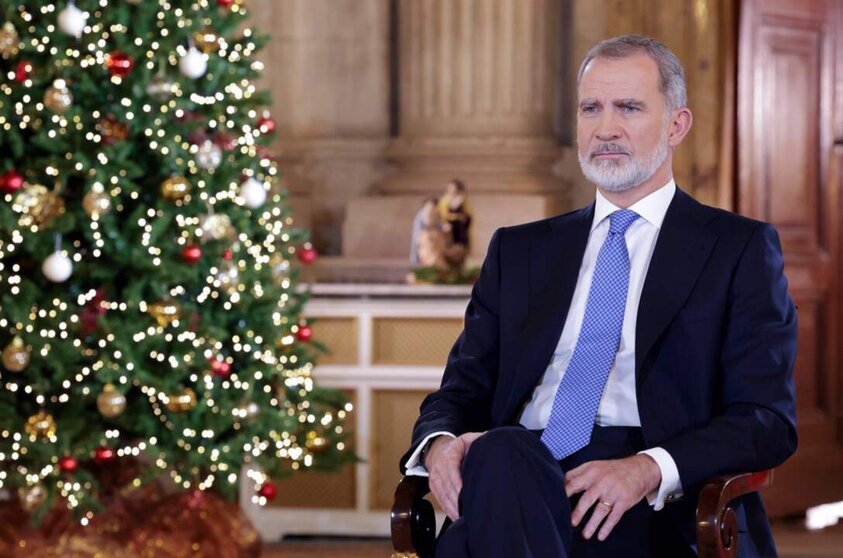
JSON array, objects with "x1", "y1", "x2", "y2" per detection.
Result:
[
  {"x1": 196, "y1": 140, "x2": 222, "y2": 170},
  {"x1": 42, "y1": 252, "x2": 73, "y2": 283},
  {"x1": 240, "y1": 178, "x2": 267, "y2": 208},
  {"x1": 58, "y1": 2, "x2": 87, "y2": 38},
  {"x1": 179, "y1": 46, "x2": 208, "y2": 79}
]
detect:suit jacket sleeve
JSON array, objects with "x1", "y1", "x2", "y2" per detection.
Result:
[
  {"x1": 660, "y1": 223, "x2": 798, "y2": 489},
  {"x1": 399, "y1": 229, "x2": 504, "y2": 471}
]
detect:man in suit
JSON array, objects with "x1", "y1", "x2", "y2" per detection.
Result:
[{"x1": 400, "y1": 35, "x2": 797, "y2": 557}]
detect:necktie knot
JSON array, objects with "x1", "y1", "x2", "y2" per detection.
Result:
[{"x1": 608, "y1": 209, "x2": 639, "y2": 235}]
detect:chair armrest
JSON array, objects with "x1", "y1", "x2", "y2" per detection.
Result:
[
  {"x1": 696, "y1": 470, "x2": 773, "y2": 558},
  {"x1": 391, "y1": 476, "x2": 437, "y2": 558}
]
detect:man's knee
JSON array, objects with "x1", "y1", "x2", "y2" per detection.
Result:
[{"x1": 463, "y1": 427, "x2": 538, "y2": 471}]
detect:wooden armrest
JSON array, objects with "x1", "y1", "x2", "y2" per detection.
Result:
[
  {"x1": 391, "y1": 476, "x2": 437, "y2": 558},
  {"x1": 696, "y1": 470, "x2": 773, "y2": 558}
]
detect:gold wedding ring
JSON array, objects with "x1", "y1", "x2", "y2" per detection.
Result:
[{"x1": 599, "y1": 500, "x2": 614, "y2": 509}]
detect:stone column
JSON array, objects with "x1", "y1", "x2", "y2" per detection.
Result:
[
  {"x1": 381, "y1": 0, "x2": 569, "y2": 196},
  {"x1": 250, "y1": 0, "x2": 391, "y2": 255}
]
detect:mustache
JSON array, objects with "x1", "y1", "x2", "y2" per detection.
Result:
[{"x1": 591, "y1": 143, "x2": 630, "y2": 157}]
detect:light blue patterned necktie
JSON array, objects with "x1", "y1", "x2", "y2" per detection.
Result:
[{"x1": 541, "y1": 209, "x2": 640, "y2": 460}]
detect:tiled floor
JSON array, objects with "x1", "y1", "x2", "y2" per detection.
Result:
[{"x1": 263, "y1": 521, "x2": 843, "y2": 557}]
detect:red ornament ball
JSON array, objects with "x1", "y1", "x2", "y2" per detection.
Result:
[
  {"x1": 214, "y1": 132, "x2": 238, "y2": 151},
  {"x1": 210, "y1": 358, "x2": 231, "y2": 378},
  {"x1": 58, "y1": 455, "x2": 78, "y2": 473},
  {"x1": 14, "y1": 61, "x2": 33, "y2": 83},
  {"x1": 257, "y1": 482, "x2": 277, "y2": 501},
  {"x1": 106, "y1": 51, "x2": 134, "y2": 78},
  {"x1": 1, "y1": 169, "x2": 25, "y2": 193},
  {"x1": 297, "y1": 246, "x2": 318, "y2": 265},
  {"x1": 223, "y1": 249, "x2": 233, "y2": 261},
  {"x1": 216, "y1": 0, "x2": 235, "y2": 7},
  {"x1": 295, "y1": 325, "x2": 313, "y2": 342},
  {"x1": 256, "y1": 115, "x2": 276, "y2": 134},
  {"x1": 182, "y1": 245, "x2": 202, "y2": 264},
  {"x1": 94, "y1": 446, "x2": 115, "y2": 465}
]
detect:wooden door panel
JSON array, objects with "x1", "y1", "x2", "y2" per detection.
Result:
[{"x1": 738, "y1": 0, "x2": 843, "y2": 516}]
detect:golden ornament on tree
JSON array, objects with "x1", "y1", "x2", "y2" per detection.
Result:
[
  {"x1": 18, "y1": 483, "x2": 47, "y2": 513},
  {"x1": 199, "y1": 213, "x2": 234, "y2": 242},
  {"x1": 305, "y1": 430, "x2": 328, "y2": 454},
  {"x1": 14, "y1": 184, "x2": 66, "y2": 228},
  {"x1": 44, "y1": 79, "x2": 73, "y2": 113},
  {"x1": 147, "y1": 299, "x2": 181, "y2": 327},
  {"x1": 194, "y1": 28, "x2": 220, "y2": 53},
  {"x1": 0, "y1": 22, "x2": 20, "y2": 58},
  {"x1": 2, "y1": 336, "x2": 31, "y2": 372},
  {"x1": 97, "y1": 383, "x2": 127, "y2": 418},
  {"x1": 25, "y1": 410, "x2": 57, "y2": 439},
  {"x1": 160, "y1": 176, "x2": 190, "y2": 201},
  {"x1": 166, "y1": 388, "x2": 197, "y2": 413},
  {"x1": 83, "y1": 188, "x2": 112, "y2": 217}
]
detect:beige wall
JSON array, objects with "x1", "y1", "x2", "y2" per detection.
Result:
[
  {"x1": 249, "y1": 0, "x2": 391, "y2": 255},
  {"x1": 250, "y1": 0, "x2": 734, "y2": 257}
]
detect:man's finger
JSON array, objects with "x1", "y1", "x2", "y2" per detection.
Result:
[
  {"x1": 597, "y1": 506, "x2": 624, "y2": 541},
  {"x1": 571, "y1": 489, "x2": 600, "y2": 526},
  {"x1": 581, "y1": 499, "x2": 612, "y2": 539},
  {"x1": 564, "y1": 475, "x2": 586, "y2": 498}
]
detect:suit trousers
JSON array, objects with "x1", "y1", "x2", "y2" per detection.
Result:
[{"x1": 434, "y1": 425, "x2": 696, "y2": 558}]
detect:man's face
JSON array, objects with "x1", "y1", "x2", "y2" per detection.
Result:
[{"x1": 576, "y1": 54, "x2": 672, "y2": 192}]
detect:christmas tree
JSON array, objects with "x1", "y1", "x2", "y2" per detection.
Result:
[{"x1": 0, "y1": 0, "x2": 352, "y2": 523}]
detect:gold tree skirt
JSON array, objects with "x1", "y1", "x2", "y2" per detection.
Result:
[{"x1": 0, "y1": 470, "x2": 260, "y2": 558}]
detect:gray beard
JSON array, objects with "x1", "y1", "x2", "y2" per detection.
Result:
[{"x1": 579, "y1": 138, "x2": 669, "y2": 192}]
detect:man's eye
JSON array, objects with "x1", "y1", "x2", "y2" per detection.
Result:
[
  {"x1": 620, "y1": 105, "x2": 639, "y2": 112},
  {"x1": 581, "y1": 106, "x2": 597, "y2": 114}
]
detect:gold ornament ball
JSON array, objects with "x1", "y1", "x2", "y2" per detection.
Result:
[
  {"x1": 25, "y1": 411, "x2": 57, "y2": 439},
  {"x1": 194, "y1": 29, "x2": 220, "y2": 53},
  {"x1": 199, "y1": 213, "x2": 234, "y2": 242},
  {"x1": 160, "y1": 176, "x2": 190, "y2": 201},
  {"x1": 97, "y1": 383, "x2": 127, "y2": 418},
  {"x1": 2, "y1": 336, "x2": 31, "y2": 372},
  {"x1": 305, "y1": 430, "x2": 328, "y2": 454},
  {"x1": 147, "y1": 299, "x2": 181, "y2": 327},
  {"x1": 18, "y1": 483, "x2": 47, "y2": 513},
  {"x1": 166, "y1": 388, "x2": 197, "y2": 413},
  {"x1": 14, "y1": 184, "x2": 66, "y2": 229},
  {"x1": 0, "y1": 22, "x2": 20, "y2": 59},
  {"x1": 83, "y1": 189, "x2": 112, "y2": 216},
  {"x1": 44, "y1": 79, "x2": 73, "y2": 113}
]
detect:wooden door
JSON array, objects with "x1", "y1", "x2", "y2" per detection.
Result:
[{"x1": 737, "y1": 0, "x2": 843, "y2": 515}]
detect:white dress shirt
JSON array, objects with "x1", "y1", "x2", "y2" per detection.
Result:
[{"x1": 406, "y1": 181, "x2": 683, "y2": 510}]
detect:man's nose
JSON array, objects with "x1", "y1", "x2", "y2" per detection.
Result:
[{"x1": 594, "y1": 112, "x2": 622, "y2": 141}]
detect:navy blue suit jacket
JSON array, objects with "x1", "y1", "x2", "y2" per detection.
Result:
[{"x1": 402, "y1": 189, "x2": 798, "y2": 555}]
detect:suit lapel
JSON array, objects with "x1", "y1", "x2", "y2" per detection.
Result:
[
  {"x1": 502, "y1": 205, "x2": 593, "y2": 422},
  {"x1": 635, "y1": 189, "x2": 717, "y2": 382}
]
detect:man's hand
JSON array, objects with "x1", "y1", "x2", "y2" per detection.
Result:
[
  {"x1": 425, "y1": 432, "x2": 484, "y2": 521},
  {"x1": 564, "y1": 454, "x2": 661, "y2": 541}
]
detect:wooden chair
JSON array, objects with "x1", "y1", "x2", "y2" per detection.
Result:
[{"x1": 391, "y1": 469, "x2": 773, "y2": 558}]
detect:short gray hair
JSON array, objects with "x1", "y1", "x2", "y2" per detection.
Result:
[{"x1": 577, "y1": 35, "x2": 688, "y2": 111}]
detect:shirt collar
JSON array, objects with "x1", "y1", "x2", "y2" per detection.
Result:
[{"x1": 591, "y1": 179, "x2": 677, "y2": 232}]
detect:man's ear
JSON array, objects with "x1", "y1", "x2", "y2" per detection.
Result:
[{"x1": 667, "y1": 108, "x2": 693, "y2": 147}]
